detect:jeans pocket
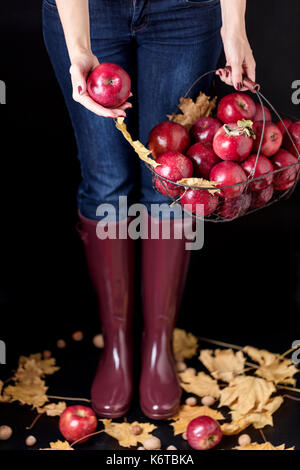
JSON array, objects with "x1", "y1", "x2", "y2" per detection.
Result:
[{"x1": 184, "y1": 0, "x2": 220, "y2": 6}]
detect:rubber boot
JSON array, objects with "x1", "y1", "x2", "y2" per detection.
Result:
[
  {"x1": 77, "y1": 213, "x2": 134, "y2": 418},
  {"x1": 140, "y1": 215, "x2": 192, "y2": 419}
]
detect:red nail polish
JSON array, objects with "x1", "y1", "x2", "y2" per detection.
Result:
[
  {"x1": 236, "y1": 83, "x2": 241, "y2": 91},
  {"x1": 78, "y1": 86, "x2": 82, "y2": 95},
  {"x1": 226, "y1": 70, "x2": 229, "y2": 78}
]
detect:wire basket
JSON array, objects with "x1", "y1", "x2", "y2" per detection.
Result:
[{"x1": 147, "y1": 67, "x2": 300, "y2": 223}]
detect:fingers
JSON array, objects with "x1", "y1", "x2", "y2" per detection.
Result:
[
  {"x1": 75, "y1": 92, "x2": 127, "y2": 118},
  {"x1": 230, "y1": 62, "x2": 244, "y2": 91},
  {"x1": 70, "y1": 63, "x2": 88, "y2": 101}
]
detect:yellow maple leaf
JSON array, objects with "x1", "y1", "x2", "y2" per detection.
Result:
[
  {"x1": 235, "y1": 442, "x2": 294, "y2": 450},
  {"x1": 100, "y1": 420, "x2": 157, "y2": 448},
  {"x1": 168, "y1": 405, "x2": 224, "y2": 435},
  {"x1": 18, "y1": 353, "x2": 59, "y2": 377},
  {"x1": 179, "y1": 370, "x2": 220, "y2": 398},
  {"x1": 14, "y1": 359, "x2": 43, "y2": 385},
  {"x1": 173, "y1": 328, "x2": 198, "y2": 359},
  {"x1": 219, "y1": 375, "x2": 276, "y2": 416},
  {"x1": 167, "y1": 93, "x2": 217, "y2": 130},
  {"x1": 115, "y1": 118, "x2": 160, "y2": 168},
  {"x1": 37, "y1": 401, "x2": 67, "y2": 416},
  {"x1": 199, "y1": 349, "x2": 245, "y2": 383},
  {"x1": 243, "y1": 346, "x2": 299, "y2": 386},
  {"x1": 3, "y1": 380, "x2": 48, "y2": 408}
]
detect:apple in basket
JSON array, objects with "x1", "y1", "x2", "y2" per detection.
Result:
[
  {"x1": 271, "y1": 149, "x2": 300, "y2": 191},
  {"x1": 190, "y1": 117, "x2": 222, "y2": 144},
  {"x1": 213, "y1": 121, "x2": 254, "y2": 162},
  {"x1": 276, "y1": 118, "x2": 292, "y2": 137},
  {"x1": 251, "y1": 185, "x2": 274, "y2": 208},
  {"x1": 186, "y1": 142, "x2": 221, "y2": 179},
  {"x1": 253, "y1": 103, "x2": 272, "y2": 122},
  {"x1": 252, "y1": 121, "x2": 283, "y2": 157},
  {"x1": 217, "y1": 93, "x2": 256, "y2": 124},
  {"x1": 148, "y1": 121, "x2": 190, "y2": 159},
  {"x1": 87, "y1": 62, "x2": 131, "y2": 108},
  {"x1": 210, "y1": 161, "x2": 247, "y2": 199},
  {"x1": 241, "y1": 154, "x2": 274, "y2": 191},
  {"x1": 154, "y1": 151, "x2": 193, "y2": 197},
  {"x1": 180, "y1": 188, "x2": 219, "y2": 216},
  {"x1": 283, "y1": 121, "x2": 300, "y2": 157},
  {"x1": 218, "y1": 192, "x2": 251, "y2": 219}
]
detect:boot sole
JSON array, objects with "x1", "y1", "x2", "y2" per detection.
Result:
[
  {"x1": 92, "y1": 403, "x2": 131, "y2": 419},
  {"x1": 140, "y1": 402, "x2": 180, "y2": 421}
]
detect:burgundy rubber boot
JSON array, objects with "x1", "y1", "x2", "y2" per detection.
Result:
[
  {"x1": 140, "y1": 216, "x2": 192, "y2": 419},
  {"x1": 77, "y1": 213, "x2": 134, "y2": 418}
]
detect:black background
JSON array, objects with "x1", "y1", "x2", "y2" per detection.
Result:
[{"x1": 0, "y1": 0, "x2": 300, "y2": 451}]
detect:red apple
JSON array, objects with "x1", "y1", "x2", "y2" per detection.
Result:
[
  {"x1": 180, "y1": 188, "x2": 219, "y2": 216},
  {"x1": 271, "y1": 149, "x2": 300, "y2": 191},
  {"x1": 213, "y1": 123, "x2": 254, "y2": 162},
  {"x1": 254, "y1": 104, "x2": 272, "y2": 122},
  {"x1": 210, "y1": 161, "x2": 247, "y2": 199},
  {"x1": 217, "y1": 93, "x2": 256, "y2": 124},
  {"x1": 283, "y1": 121, "x2": 300, "y2": 157},
  {"x1": 186, "y1": 142, "x2": 221, "y2": 179},
  {"x1": 187, "y1": 416, "x2": 222, "y2": 450},
  {"x1": 148, "y1": 122, "x2": 190, "y2": 159},
  {"x1": 241, "y1": 154, "x2": 274, "y2": 191},
  {"x1": 190, "y1": 117, "x2": 222, "y2": 144},
  {"x1": 276, "y1": 118, "x2": 292, "y2": 136},
  {"x1": 154, "y1": 151, "x2": 193, "y2": 197},
  {"x1": 251, "y1": 185, "x2": 274, "y2": 208},
  {"x1": 87, "y1": 63, "x2": 131, "y2": 108},
  {"x1": 218, "y1": 192, "x2": 251, "y2": 219},
  {"x1": 253, "y1": 121, "x2": 283, "y2": 157},
  {"x1": 59, "y1": 405, "x2": 97, "y2": 444}
]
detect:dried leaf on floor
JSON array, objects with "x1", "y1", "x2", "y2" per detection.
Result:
[
  {"x1": 167, "y1": 93, "x2": 217, "y2": 130},
  {"x1": 18, "y1": 353, "x2": 60, "y2": 377},
  {"x1": 243, "y1": 345, "x2": 299, "y2": 386},
  {"x1": 199, "y1": 349, "x2": 246, "y2": 383},
  {"x1": 168, "y1": 405, "x2": 224, "y2": 435},
  {"x1": 219, "y1": 375, "x2": 276, "y2": 416},
  {"x1": 3, "y1": 380, "x2": 48, "y2": 408},
  {"x1": 100, "y1": 419, "x2": 157, "y2": 448},
  {"x1": 37, "y1": 401, "x2": 67, "y2": 416},
  {"x1": 179, "y1": 370, "x2": 220, "y2": 398},
  {"x1": 40, "y1": 440, "x2": 74, "y2": 450},
  {"x1": 173, "y1": 328, "x2": 198, "y2": 359},
  {"x1": 177, "y1": 178, "x2": 219, "y2": 195},
  {"x1": 235, "y1": 442, "x2": 294, "y2": 450}
]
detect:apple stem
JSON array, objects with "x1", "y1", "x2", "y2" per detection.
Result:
[
  {"x1": 71, "y1": 429, "x2": 104, "y2": 447},
  {"x1": 47, "y1": 395, "x2": 91, "y2": 403}
]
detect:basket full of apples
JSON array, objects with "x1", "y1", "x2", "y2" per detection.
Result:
[{"x1": 147, "y1": 68, "x2": 300, "y2": 222}]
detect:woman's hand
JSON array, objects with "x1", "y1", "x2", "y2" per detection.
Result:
[
  {"x1": 69, "y1": 52, "x2": 132, "y2": 118},
  {"x1": 218, "y1": 29, "x2": 256, "y2": 91}
]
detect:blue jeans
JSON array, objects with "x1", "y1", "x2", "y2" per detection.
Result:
[{"x1": 42, "y1": 0, "x2": 222, "y2": 220}]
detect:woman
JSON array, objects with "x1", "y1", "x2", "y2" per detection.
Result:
[{"x1": 42, "y1": 0, "x2": 255, "y2": 420}]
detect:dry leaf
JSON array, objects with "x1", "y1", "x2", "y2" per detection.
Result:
[
  {"x1": 100, "y1": 419, "x2": 157, "y2": 448},
  {"x1": 235, "y1": 442, "x2": 294, "y2": 450},
  {"x1": 167, "y1": 93, "x2": 217, "y2": 130},
  {"x1": 39, "y1": 440, "x2": 74, "y2": 450},
  {"x1": 219, "y1": 376, "x2": 276, "y2": 417},
  {"x1": 221, "y1": 396, "x2": 283, "y2": 435},
  {"x1": 173, "y1": 328, "x2": 198, "y2": 359},
  {"x1": 0, "y1": 380, "x2": 11, "y2": 403},
  {"x1": 199, "y1": 349, "x2": 246, "y2": 383},
  {"x1": 179, "y1": 370, "x2": 220, "y2": 398},
  {"x1": 177, "y1": 178, "x2": 219, "y2": 195},
  {"x1": 18, "y1": 353, "x2": 59, "y2": 377},
  {"x1": 115, "y1": 118, "x2": 160, "y2": 168},
  {"x1": 168, "y1": 405, "x2": 224, "y2": 435},
  {"x1": 243, "y1": 346, "x2": 299, "y2": 386},
  {"x1": 37, "y1": 401, "x2": 67, "y2": 416},
  {"x1": 3, "y1": 380, "x2": 48, "y2": 408},
  {"x1": 14, "y1": 359, "x2": 43, "y2": 385}
]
